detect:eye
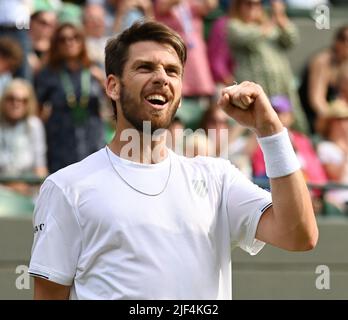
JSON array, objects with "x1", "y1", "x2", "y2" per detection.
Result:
[
  {"x1": 137, "y1": 64, "x2": 152, "y2": 72},
  {"x1": 166, "y1": 67, "x2": 180, "y2": 77}
]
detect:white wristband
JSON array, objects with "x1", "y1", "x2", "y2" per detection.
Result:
[{"x1": 257, "y1": 128, "x2": 301, "y2": 178}]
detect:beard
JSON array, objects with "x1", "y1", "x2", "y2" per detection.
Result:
[{"x1": 119, "y1": 82, "x2": 180, "y2": 134}]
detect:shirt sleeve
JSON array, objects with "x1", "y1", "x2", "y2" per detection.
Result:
[
  {"x1": 29, "y1": 179, "x2": 82, "y2": 286},
  {"x1": 221, "y1": 160, "x2": 272, "y2": 255}
]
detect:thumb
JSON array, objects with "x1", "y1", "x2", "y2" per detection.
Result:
[{"x1": 217, "y1": 93, "x2": 229, "y2": 108}]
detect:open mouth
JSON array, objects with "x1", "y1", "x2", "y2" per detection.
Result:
[{"x1": 145, "y1": 94, "x2": 168, "y2": 109}]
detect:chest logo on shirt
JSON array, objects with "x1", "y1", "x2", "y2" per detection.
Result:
[{"x1": 192, "y1": 179, "x2": 208, "y2": 198}]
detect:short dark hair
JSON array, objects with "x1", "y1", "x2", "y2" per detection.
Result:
[{"x1": 105, "y1": 20, "x2": 187, "y2": 78}]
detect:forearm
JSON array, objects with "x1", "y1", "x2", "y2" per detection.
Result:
[
  {"x1": 269, "y1": 171, "x2": 317, "y2": 250},
  {"x1": 271, "y1": 0, "x2": 299, "y2": 47},
  {"x1": 275, "y1": 16, "x2": 290, "y2": 29},
  {"x1": 309, "y1": 74, "x2": 330, "y2": 115},
  {"x1": 308, "y1": 56, "x2": 331, "y2": 115},
  {"x1": 310, "y1": 95, "x2": 330, "y2": 116},
  {"x1": 256, "y1": 128, "x2": 318, "y2": 250},
  {"x1": 277, "y1": 21, "x2": 299, "y2": 48}
]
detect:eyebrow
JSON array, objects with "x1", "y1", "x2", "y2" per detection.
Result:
[{"x1": 132, "y1": 60, "x2": 182, "y2": 75}]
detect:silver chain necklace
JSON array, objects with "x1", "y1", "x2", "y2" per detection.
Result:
[{"x1": 105, "y1": 146, "x2": 172, "y2": 197}]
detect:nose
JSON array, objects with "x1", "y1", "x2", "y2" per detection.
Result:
[{"x1": 151, "y1": 67, "x2": 169, "y2": 86}]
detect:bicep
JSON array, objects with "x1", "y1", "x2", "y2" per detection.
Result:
[
  {"x1": 255, "y1": 205, "x2": 296, "y2": 250},
  {"x1": 224, "y1": 165, "x2": 272, "y2": 252},
  {"x1": 34, "y1": 277, "x2": 71, "y2": 300},
  {"x1": 255, "y1": 170, "x2": 316, "y2": 251},
  {"x1": 255, "y1": 206, "x2": 277, "y2": 245}
]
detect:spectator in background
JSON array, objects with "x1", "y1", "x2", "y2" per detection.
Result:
[
  {"x1": 334, "y1": 62, "x2": 348, "y2": 107},
  {"x1": 0, "y1": 0, "x2": 32, "y2": 79},
  {"x1": 207, "y1": 12, "x2": 235, "y2": 87},
  {"x1": 112, "y1": 0, "x2": 154, "y2": 34},
  {"x1": 227, "y1": 0, "x2": 309, "y2": 134},
  {"x1": 167, "y1": 116, "x2": 185, "y2": 154},
  {"x1": 200, "y1": 106, "x2": 229, "y2": 158},
  {"x1": 87, "y1": 0, "x2": 154, "y2": 36},
  {"x1": 317, "y1": 99, "x2": 348, "y2": 214},
  {"x1": 201, "y1": 105, "x2": 253, "y2": 178},
  {"x1": 0, "y1": 79, "x2": 47, "y2": 196},
  {"x1": 58, "y1": 2, "x2": 83, "y2": 26},
  {"x1": 299, "y1": 25, "x2": 348, "y2": 134},
  {"x1": 82, "y1": 3, "x2": 108, "y2": 69},
  {"x1": 83, "y1": 3, "x2": 114, "y2": 142},
  {"x1": 155, "y1": 0, "x2": 217, "y2": 130},
  {"x1": 0, "y1": 37, "x2": 23, "y2": 96},
  {"x1": 35, "y1": 23, "x2": 105, "y2": 173},
  {"x1": 28, "y1": 9, "x2": 58, "y2": 75},
  {"x1": 251, "y1": 95, "x2": 327, "y2": 185},
  {"x1": 185, "y1": 130, "x2": 211, "y2": 157}
]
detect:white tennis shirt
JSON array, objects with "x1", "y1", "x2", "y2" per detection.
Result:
[{"x1": 29, "y1": 147, "x2": 272, "y2": 299}]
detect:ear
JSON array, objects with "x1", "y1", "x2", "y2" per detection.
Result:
[
  {"x1": 178, "y1": 98, "x2": 182, "y2": 109},
  {"x1": 105, "y1": 74, "x2": 120, "y2": 102}
]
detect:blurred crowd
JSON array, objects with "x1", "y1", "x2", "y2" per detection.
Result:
[{"x1": 0, "y1": 0, "x2": 348, "y2": 216}]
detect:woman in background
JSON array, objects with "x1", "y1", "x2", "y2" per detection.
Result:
[
  {"x1": 227, "y1": 0, "x2": 309, "y2": 133},
  {"x1": 299, "y1": 25, "x2": 348, "y2": 134},
  {"x1": 35, "y1": 23, "x2": 105, "y2": 173},
  {"x1": 0, "y1": 79, "x2": 47, "y2": 195}
]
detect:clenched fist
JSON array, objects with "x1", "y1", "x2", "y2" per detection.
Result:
[{"x1": 217, "y1": 81, "x2": 284, "y2": 137}]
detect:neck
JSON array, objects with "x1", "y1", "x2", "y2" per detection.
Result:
[
  {"x1": 66, "y1": 59, "x2": 81, "y2": 71},
  {"x1": 109, "y1": 121, "x2": 169, "y2": 164},
  {"x1": 3, "y1": 117, "x2": 24, "y2": 126}
]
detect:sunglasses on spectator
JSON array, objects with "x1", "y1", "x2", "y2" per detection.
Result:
[
  {"x1": 58, "y1": 34, "x2": 81, "y2": 43},
  {"x1": 5, "y1": 95, "x2": 29, "y2": 103}
]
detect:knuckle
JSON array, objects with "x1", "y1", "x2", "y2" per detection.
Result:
[{"x1": 255, "y1": 84, "x2": 263, "y2": 91}]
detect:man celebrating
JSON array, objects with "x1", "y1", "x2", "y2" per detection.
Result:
[{"x1": 29, "y1": 21, "x2": 318, "y2": 299}]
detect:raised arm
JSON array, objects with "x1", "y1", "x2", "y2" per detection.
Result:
[
  {"x1": 190, "y1": 0, "x2": 218, "y2": 16},
  {"x1": 155, "y1": 0, "x2": 217, "y2": 17},
  {"x1": 155, "y1": 0, "x2": 182, "y2": 15},
  {"x1": 217, "y1": 81, "x2": 318, "y2": 251},
  {"x1": 308, "y1": 51, "x2": 332, "y2": 116}
]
